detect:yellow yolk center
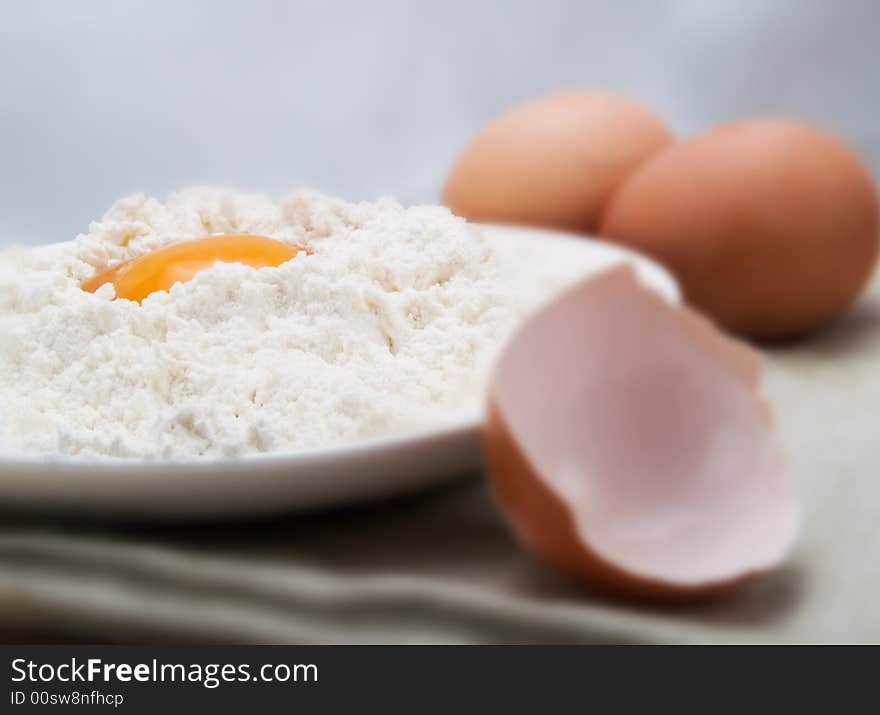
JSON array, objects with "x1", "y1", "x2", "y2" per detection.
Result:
[{"x1": 80, "y1": 234, "x2": 308, "y2": 303}]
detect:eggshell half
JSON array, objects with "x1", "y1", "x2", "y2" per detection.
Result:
[{"x1": 485, "y1": 267, "x2": 799, "y2": 600}]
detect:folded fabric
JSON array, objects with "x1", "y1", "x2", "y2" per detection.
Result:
[{"x1": 1, "y1": 281, "x2": 879, "y2": 644}]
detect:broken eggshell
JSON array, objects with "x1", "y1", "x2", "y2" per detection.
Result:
[{"x1": 485, "y1": 266, "x2": 799, "y2": 601}]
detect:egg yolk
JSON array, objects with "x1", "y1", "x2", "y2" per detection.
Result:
[{"x1": 80, "y1": 234, "x2": 308, "y2": 303}]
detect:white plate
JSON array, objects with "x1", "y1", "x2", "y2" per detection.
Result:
[{"x1": 0, "y1": 224, "x2": 677, "y2": 520}]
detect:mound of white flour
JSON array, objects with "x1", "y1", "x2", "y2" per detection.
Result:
[{"x1": 0, "y1": 189, "x2": 603, "y2": 459}]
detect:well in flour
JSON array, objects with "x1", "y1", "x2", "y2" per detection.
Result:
[{"x1": 0, "y1": 189, "x2": 600, "y2": 459}]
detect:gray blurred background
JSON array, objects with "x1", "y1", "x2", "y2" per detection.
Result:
[{"x1": 1, "y1": 0, "x2": 878, "y2": 247}]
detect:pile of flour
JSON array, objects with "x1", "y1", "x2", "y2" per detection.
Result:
[
  {"x1": 0, "y1": 189, "x2": 589, "y2": 459},
  {"x1": 0, "y1": 189, "x2": 623, "y2": 459}
]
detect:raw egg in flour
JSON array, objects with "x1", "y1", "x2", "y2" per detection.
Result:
[{"x1": 81, "y1": 234, "x2": 307, "y2": 303}]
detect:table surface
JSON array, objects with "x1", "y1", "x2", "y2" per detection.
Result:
[{"x1": 0, "y1": 277, "x2": 878, "y2": 644}]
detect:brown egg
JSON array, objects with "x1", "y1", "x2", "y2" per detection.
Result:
[
  {"x1": 442, "y1": 92, "x2": 674, "y2": 231},
  {"x1": 600, "y1": 119, "x2": 880, "y2": 340},
  {"x1": 485, "y1": 267, "x2": 798, "y2": 601}
]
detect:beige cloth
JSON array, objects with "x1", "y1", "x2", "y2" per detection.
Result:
[{"x1": 1, "y1": 279, "x2": 879, "y2": 644}]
